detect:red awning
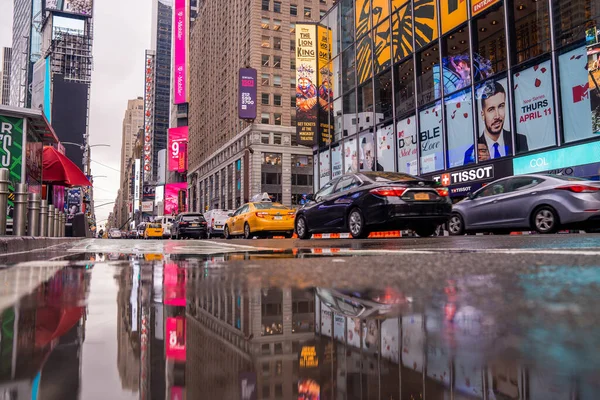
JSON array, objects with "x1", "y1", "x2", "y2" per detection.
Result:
[
  {"x1": 35, "y1": 306, "x2": 84, "y2": 348},
  {"x1": 43, "y1": 146, "x2": 92, "y2": 187}
]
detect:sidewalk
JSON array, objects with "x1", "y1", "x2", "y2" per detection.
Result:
[{"x1": 0, "y1": 237, "x2": 83, "y2": 255}]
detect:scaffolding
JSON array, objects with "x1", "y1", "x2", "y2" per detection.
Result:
[{"x1": 48, "y1": 26, "x2": 93, "y2": 84}]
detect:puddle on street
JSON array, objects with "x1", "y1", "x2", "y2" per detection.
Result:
[{"x1": 0, "y1": 250, "x2": 598, "y2": 399}]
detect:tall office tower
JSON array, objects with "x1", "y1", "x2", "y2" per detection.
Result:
[
  {"x1": 120, "y1": 98, "x2": 145, "y2": 186},
  {"x1": 0, "y1": 48, "x2": 11, "y2": 105},
  {"x1": 10, "y1": 0, "x2": 43, "y2": 108}
]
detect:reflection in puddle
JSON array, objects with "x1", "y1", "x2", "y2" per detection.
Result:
[{"x1": 0, "y1": 253, "x2": 598, "y2": 399}]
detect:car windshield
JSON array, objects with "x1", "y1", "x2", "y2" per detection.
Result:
[
  {"x1": 254, "y1": 203, "x2": 288, "y2": 210},
  {"x1": 182, "y1": 215, "x2": 204, "y2": 222},
  {"x1": 360, "y1": 172, "x2": 421, "y2": 182},
  {"x1": 149, "y1": 223, "x2": 162, "y2": 228}
]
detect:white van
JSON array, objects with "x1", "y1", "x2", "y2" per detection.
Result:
[
  {"x1": 204, "y1": 209, "x2": 233, "y2": 238},
  {"x1": 154, "y1": 216, "x2": 174, "y2": 238}
]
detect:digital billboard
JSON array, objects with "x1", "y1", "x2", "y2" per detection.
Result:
[
  {"x1": 173, "y1": 0, "x2": 189, "y2": 104},
  {"x1": 296, "y1": 24, "x2": 319, "y2": 146},
  {"x1": 238, "y1": 68, "x2": 257, "y2": 120},
  {"x1": 0, "y1": 115, "x2": 24, "y2": 220},
  {"x1": 166, "y1": 317, "x2": 186, "y2": 361},
  {"x1": 168, "y1": 126, "x2": 188, "y2": 172},
  {"x1": 165, "y1": 182, "x2": 186, "y2": 215},
  {"x1": 45, "y1": 0, "x2": 93, "y2": 17},
  {"x1": 143, "y1": 51, "x2": 156, "y2": 181}
]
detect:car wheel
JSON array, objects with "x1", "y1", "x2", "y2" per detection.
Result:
[
  {"x1": 532, "y1": 206, "x2": 559, "y2": 234},
  {"x1": 224, "y1": 225, "x2": 232, "y2": 239},
  {"x1": 414, "y1": 225, "x2": 438, "y2": 237},
  {"x1": 348, "y1": 208, "x2": 369, "y2": 239},
  {"x1": 295, "y1": 216, "x2": 310, "y2": 240},
  {"x1": 244, "y1": 223, "x2": 252, "y2": 240},
  {"x1": 448, "y1": 213, "x2": 465, "y2": 236}
]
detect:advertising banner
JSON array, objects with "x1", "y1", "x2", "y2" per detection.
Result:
[
  {"x1": 331, "y1": 145, "x2": 343, "y2": 178},
  {"x1": 360, "y1": 131, "x2": 380, "y2": 171},
  {"x1": 376, "y1": 123, "x2": 395, "y2": 171},
  {"x1": 142, "y1": 185, "x2": 156, "y2": 201},
  {"x1": 344, "y1": 138, "x2": 357, "y2": 173},
  {"x1": 26, "y1": 140, "x2": 42, "y2": 193},
  {"x1": 514, "y1": 60, "x2": 556, "y2": 152},
  {"x1": 440, "y1": 0, "x2": 468, "y2": 34},
  {"x1": 319, "y1": 149, "x2": 330, "y2": 188},
  {"x1": 178, "y1": 142, "x2": 187, "y2": 172},
  {"x1": 347, "y1": 317, "x2": 361, "y2": 348},
  {"x1": 333, "y1": 313, "x2": 345, "y2": 342},
  {"x1": 446, "y1": 89, "x2": 475, "y2": 168},
  {"x1": 238, "y1": 68, "x2": 257, "y2": 120},
  {"x1": 317, "y1": 25, "x2": 333, "y2": 146},
  {"x1": 559, "y1": 46, "x2": 599, "y2": 142},
  {"x1": 142, "y1": 201, "x2": 153, "y2": 213},
  {"x1": 168, "y1": 126, "x2": 189, "y2": 171},
  {"x1": 165, "y1": 182, "x2": 187, "y2": 215},
  {"x1": 397, "y1": 115, "x2": 418, "y2": 174},
  {"x1": 513, "y1": 141, "x2": 600, "y2": 175},
  {"x1": 296, "y1": 24, "x2": 319, "y2": 146},
  {"x1": 157, "y1": 149, "x2": 167, "y2": 185},
  {"x1": 54, "y1": 186, "x2": 65, "y2": 213},
  {"x1": 165, "y1": 317, "x2": 186, "y2": 361},
  {"x1": 174, "y1": 0, "x2": 189, "y2": 104},
  {"x1": 419, "y1": 103, "x2": 444, "y2": 173},
  {"x1": 66, "y1": 188, "x2": 81, "y2": 222},
  {"x1": 472, "y1": 0, "x2": 500, "y2": 15},
  {"x1": 320, "y1": 304, "x2": 332, "y2": 337},
  {"x1": 44, "y1": 0, "x2": 93, "y2": 17},
  {"x1": 143, "y1": 51, "x2": 156, "y2": 181},
  {"x1": 134, "y1": 159, "x2": 141, "y2": 212},
  {"x1": 32, "y1": 58, "x2": 45, "y2": 112},
  {"x1": 0, "y1": 115, "x2": 23, "y2": 219}
]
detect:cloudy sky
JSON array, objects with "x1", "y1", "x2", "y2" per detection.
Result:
[{"x1": 0, "y1": 0, "x2": 151, "y2": 228}]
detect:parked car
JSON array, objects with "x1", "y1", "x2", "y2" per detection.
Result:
[
  {"x1": 108, "y1": 228, "x2": 121, "y2": 239},
  {"x1": 136, "y1": 223, "x2": 147, "y2": 239},
  {"x1": 172, "y1": 213, "x2": 208, "y2": 239},
  {"x1": 155, "y1": 216, "x2": 174, "y2": 238},
  {"x1": 144, "y1": 222, "x2": 164, "y2": 239},
  {"x1": 204, "y1": 209, "x2": 235, "y2": 238},
  {"x1": 295, "y1": 172, "x2": 452, "y2": 239},
  {"x1": 224, "y1": 194, "x2": 295, "y2": 239},
  {"x1": 449, "y1": 174, "x2": 600, "y2": 235}
]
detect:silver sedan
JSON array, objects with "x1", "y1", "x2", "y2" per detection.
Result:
[{"x1": 448, "y1": 174, "x2": 600, "y2": 235}]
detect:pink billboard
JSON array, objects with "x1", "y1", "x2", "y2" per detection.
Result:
[
  {"x1": 164, "y1": 263, "x2": 186, "y2": 306},
  {"x1": 166, "y1": 317, "x2": 186, "y2": 361},
  {"x1": 173, "y1": 0, "x2": 189, "y2": 104},
  {"x1": 168, "y1": 126, "x2": 189, "y2": 172},
  {"x1": 165, "y1": 182, "x2": 187, "y2": 215}
]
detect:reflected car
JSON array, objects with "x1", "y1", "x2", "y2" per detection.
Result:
[
  {"x1": 448, "y1": 174, "x2": 600, "y2": 235},
  {"x1": 295, "y1": 172, "x2": 452, "y2": 239},
  {"x1": 144, "y1": 223, "x2": 164, "y2": 239},
  {"x1": 172, "y1": 213, "x2": 208, "y2": 239},
  {"x1": 224, "y1": 200, "x2": 296, "y2": 239},
  {"x1": 108, "y1": 228, "x2": 121, "y2": 239}
]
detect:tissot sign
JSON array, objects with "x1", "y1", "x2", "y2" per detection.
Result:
[{"x1": 432, "y1": 165, "x2": 494, "y2": 186}]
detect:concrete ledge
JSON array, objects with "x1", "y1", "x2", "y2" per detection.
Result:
[{"x1": 0, "y1": 237, "x2": 84, "y2": 255}]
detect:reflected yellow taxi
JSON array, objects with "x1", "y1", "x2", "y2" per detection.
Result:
[
  {"x1": 144, "y1": 223, "x2": 164, "y2": 239},
  {"x1": 224, "y1": 198, "x2": 295, "y2": 239}
]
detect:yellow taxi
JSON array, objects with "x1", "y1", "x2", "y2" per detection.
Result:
[
  {"x1": 224, "y1": 194, "x2": 295, "y2": 239},
  {"x1": 144, "y1": 222, "x2": 164, "y2": 239}
]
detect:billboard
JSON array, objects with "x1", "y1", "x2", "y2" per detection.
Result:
[
  {"x1": 66, "y1": 188, "x2": 81, "y2": 221},
  {"x1": 168, "y1": 126, "x2": 188, "y2": 171},
  {"x1": 134, "y1": 159, "x2": 141, "y2": 212},
  {"x1": 165, "y1": 182, "x2": 186, "y2": 215},
  {"x1": 440, "y1": 0, "x2": 468, "y2": 34},
  {"x1": 238, "y1": 68, "x2": 257, "y2": 120},
  {"x1": 44, "y1": 57, "x2": 52, "y2": 122},
  {"x1": 142, "y1": 201, "x2": 153, "y2": 212},
  {"x1": 143, "y1": 185, "x2": 156, "y2": 201},
  {"x1": 296, "y1": 24, "x2": 319, "y2": 146},
  {"x1": 143, "y1": 51, "x2": 156, "y2": 181},
  {"x1": 164, "y1": 263, "x2": 186, "y2": 306},
  {"x1": 166, "y1": 317, "x2": 186, "y2": 361},
  {"x1": 0, "y1": 115, "x2": 24, "y2": 219},
  {"x1": 157, "y1": 149, "x2": 167, "y2": 185},
  {"x1": 32, "y1": 58, "x2": 45, "y2": 112},
  {"x1": 44, "y1": 0, "x2": 93, "y2": 17},
  {"x1": 173, "y1": 0, "x2": 189, "y2": 104},
  {"x1": 317, "y1": 25, "x2": 333, "y2": 146}
]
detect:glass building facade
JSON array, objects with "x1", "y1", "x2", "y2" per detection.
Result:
[{"x1": 311, "y1": 0, "x2": 600, "y2": 196}]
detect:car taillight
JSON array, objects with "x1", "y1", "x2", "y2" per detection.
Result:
[
  {"x1": 556, "y1": 185, "x2": 600, "y2": 193},
  {"x1": 180, "y1": 221, "x2": 189, "y2": 226},
  {"x1": 288, "y1": 211, "x2": 296, "y2": 217},
  {"x1": 436, "y1": 188, "x2": 449, "y2": 197},
  {"x1": 370, "y1": 187, "x2": 407, "y2": 197},
  {"x1": 201, "y1": 221, "x2": 207, "y2": 225},
  {"x1": 256, "y1": 212, "x2": 269, "y2": 218}
]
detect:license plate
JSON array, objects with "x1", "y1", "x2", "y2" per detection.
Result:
[
  {"x1": 274, "y1": 216, "x2": 283, "y2": 220},
  {"x1": 192, "y1": 223, "x2": 198, "y2": 227},
  {"x1": 414, "y1": 193, "x2": 430, "y2": 200},
  {"x1": 215, "y1": 225, "x2": 222, "y2": 229}
]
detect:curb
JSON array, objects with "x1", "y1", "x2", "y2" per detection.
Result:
[{"x1": 0, "y1": 237, "x2": 83, "y2": 256}]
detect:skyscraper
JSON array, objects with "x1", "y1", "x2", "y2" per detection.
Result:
[
  {"x1": 0, "y1": 48, "x2": 11, "y2": 106},
  {"x1": 120, "y1": 98, "x2": 145, "y2": 186}
]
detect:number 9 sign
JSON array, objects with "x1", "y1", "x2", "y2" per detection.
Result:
[{"x1": 168, "y1": 127, "x2": 189, "y2": 171}]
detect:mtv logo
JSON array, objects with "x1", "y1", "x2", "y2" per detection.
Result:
[
  {"x1": 441, "y1": 173, "x2": 451, "y2": 186},
  {"x1": 572, "y1": 83, "x2": 590, "y2": 103}
]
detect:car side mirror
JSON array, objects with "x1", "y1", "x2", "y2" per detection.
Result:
[
  {"x1": 306, "y1": 194, "x2": 314, "y2": 201},
  {"x1": 228, "y1": 213, "x2": 233, "y2": 217}
]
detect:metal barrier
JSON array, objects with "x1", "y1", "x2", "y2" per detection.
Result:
[
  {"x1": 39, "y1": 200, "x2": 48, "y2": 237},
  {"x1": 13, "y1": 183, "x2": 28, "y2": 236},
  {"x1": 27, "y1": 193, "x2": 41, "y2": 236},
  {"x1": 0, "y1": 169, "x2": 8, "y2": 236},
  {"x1": 48, "y1": 205, "x2": 55, "y2": 238}
]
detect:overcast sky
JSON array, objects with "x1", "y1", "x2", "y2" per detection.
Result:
[{"x1": 0, "y1": 0, "x2": 151, "y2": 228}]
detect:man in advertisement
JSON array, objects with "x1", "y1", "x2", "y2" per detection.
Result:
[{"x1": 464, "y1": 81, "x2": 529, "y2": 162}]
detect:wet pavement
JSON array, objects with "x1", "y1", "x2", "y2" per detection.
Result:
[{"x1": 0, "y1": 235, "x2": 599, "y2": 399}]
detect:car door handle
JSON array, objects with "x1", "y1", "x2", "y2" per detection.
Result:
[{"x1": 531, "y1": 192, "x2": 537, "y2": 195}]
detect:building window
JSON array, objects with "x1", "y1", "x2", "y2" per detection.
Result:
[
  {"x1": 290, "y1": 77, "x2": 296, "y2": 88},
  {"x1": 320, "y1": 9, "x2": 326, "y2": 19},
  {"x1": 274, "y1": 343, "x2": 283, "y2": 354},
  {"x1": 511, "y1": 0, "x2": 551, "y2": 64},
  {"x1": 274, "y1": 113, "x2": 282, "y2": 125},
  {"x1": 261, "y1": 133, "x2": 271, "y2": 144},
  {"x1": 262, "y1": 343, "x2": 270, "y2": 354},
  {"x1": 273, "y1": 37, "x2": 282, "y2": 50},
  {"x1": 417, "y1": 43, "x2": 440, "y2": 107},
  {"x1": 262, "y1": 385, "x2": 271, "y2": 398},
  {"x1": 262, "y1": 54, "x2": 270, "y2": 67},
  {"x1": 290, "y1": 22, "x2": 296, "y2": 33},
  {"x1": 292, "y1": 154, "x2": 312, "y2": 167},
  {"x1": 273, "y1": 55, "x2": 281, "y2": 68},
  {"x1": 290, "y1": 58, "x2": 296, "y2": 70},
  {"x1": 273, "y1": 19, "x2": 281, "y2": 31},
  {"x1": 273, "y1": 133, "x2": 282, "y2": 144},
  {"x1": 262, "y1": 172, "x2": 282, "y2": 184},
  {"x1": 274, "y1": 94, "x2": 282, "y2": 106},
  {"x1": 263, "y1": 153, "x2": 282, "y2": 164},
  {"x1": 261, "y1": 113, "x2": 270, "y2": 124},
  {"x1": 261, "y1": 35, "x2": 271, "y2": 48},
  {"x1": 262, "y1": 73, "x2": 270, "y2": 85},
  {"x1": 290, "y1": 4, "x2": 297, "y2": 15},
  {"x1": 262, "y1": 93, "x2": 270, "y2": 105},
  {"x1": 290, "y1": 95, "x2": 296, "y2": 107},
  {"x1": 262, "y1": 0, "x2": 269, "y2": 11},
  {"x1": 290, "y1": 39, "x2": 296, "y2": 51},
  {"x1": 261, "y1": 17, "x2": 269, "y2": 29},
  {"x1": 473, "y1": 5, "x2": 507, "y2": 78},
  {"x1": 304, "y1": 7, "x2": 312, "y2": 18},
  {"x1": 273, "y1": 1, "x2": 281, "y2": 13},
  {"x1": 273, "y1": 75, "x2": 282, "y2": 87},
  {"x1": 262, "y1": 362, "x2": 270, "y2": 376}
]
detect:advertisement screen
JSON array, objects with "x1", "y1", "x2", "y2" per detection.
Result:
[
  {"x1": 473, "y1": 77, "x2": 514, "y2": 161},
  {"x1": 164, "y1": 263, "x2": 186, "y2": 306},
  {"x1": 174, "y1": 0, "x2": 189, "y2": 104},
  {"x1": 318, "y1": 150, "x2": 330, "y2": 188},
  {"x1": 559, "y1": 46, "x2": 600, "y2": 142},
  {"x1": 397, "y1": 115, "x2": 418, "y2": 174},
  {"x1": 376, "y1": 123, "x2": 395, "y2": 171},
  {"x1": 298, "y1": 379, "x2": 320, "y2": 400},
  {"x1": 165, "y1": 182, "x2": 187, "y2": 215},
  {"x1": 296, "y1": 24, "x2": 319, "y2": 146},
  {"x1": 0, "y1": 115, "x2": 23, "y2": 219},
  {"x1": 168, "y1": 126, "x2": 189, "y2": 171},
  {"x1": 331, "y1": 145, "x2": 343, "y2": 178},
  {"x1": 344, "y1": 138, "x2": 357, "y2": 173},
  {"x1": 45, "y1": 0, "x2": 93, "y2": 17},
  {"x1": 166, "y1": 317, "x2": 186, "y2": 361},
  {"x1": 446, "y1": 89, "x2": 475, "y2": 168},
  {"x1": 419, "y1": 103, "x2": 444, "y2": 173},
  {"x1": 514, "y1": 60, "x2": 556, "y2": 152},
  {"x1": 238, "y1": 68, "x2": 257, "y2": 119}
]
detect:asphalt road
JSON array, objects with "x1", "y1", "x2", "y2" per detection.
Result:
[{"x1": 0, "y1": 234, "x2": 598, "y2": 399}]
